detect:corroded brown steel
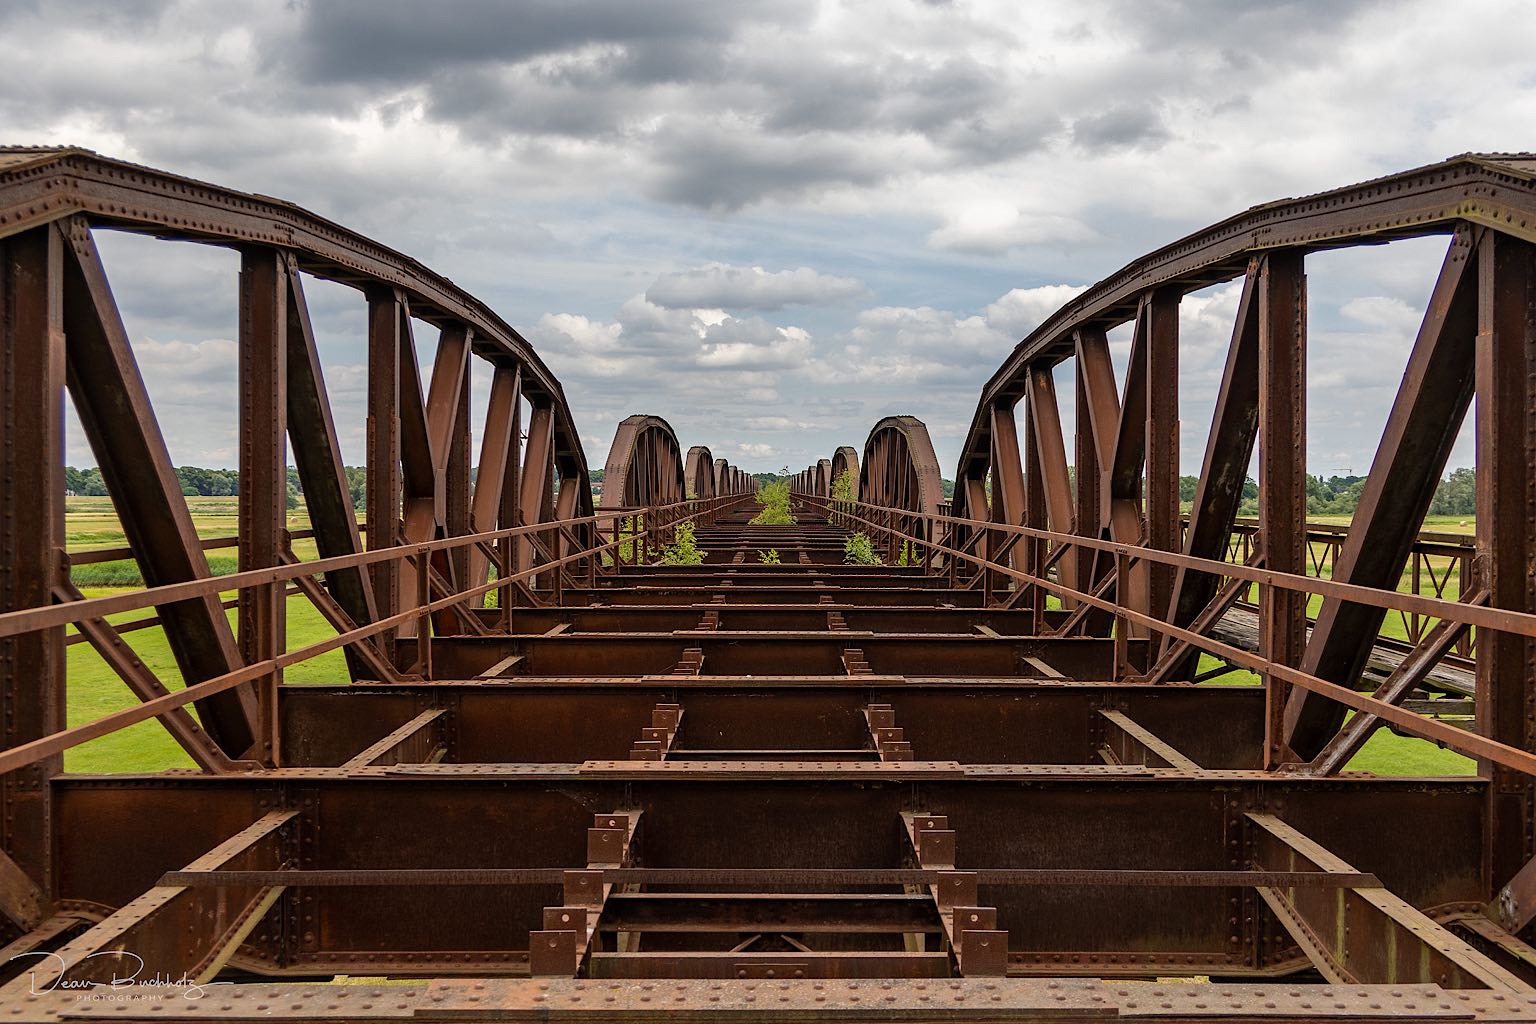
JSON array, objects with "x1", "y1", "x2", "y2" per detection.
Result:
[
  {"x1": 1477, "y1": 231, "x2": 1536, "y2": 917},
  {"x1": 710, "y1": 457, "x2": 750, "y2": 496},
  {"x1": 684, "y1": 446, "x2": 716, "y2": 499},
  {"x1": 0, "y1": 147, "x2": 590, "y2": 470},
  {"x1": 857, "y1": 415, "x2": 944, "y2": 519},
  {"x1": 8, "y1": 150, "x2": 1536, "y2": 1018},
  {"x1": 601, "y1": 415, "x2": 686, "y2": 508},
  {"x1": 831, "y1": 445, "x2": 859, "y2": 498}
]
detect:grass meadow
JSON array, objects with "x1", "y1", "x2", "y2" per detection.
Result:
[{"x1": 65, "y1": 496, "x2": 347, "y2": 772}]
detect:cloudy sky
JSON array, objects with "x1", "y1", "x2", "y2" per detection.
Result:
[{"x1": 3, "y1": 0, "x2": 1532, "y2": 479}]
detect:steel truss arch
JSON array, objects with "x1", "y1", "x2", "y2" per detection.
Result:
[
  {"x1": 601, "y1": 415, "x2": 687, "y2": 508},
  {"x1": 684, "y1": 446, "x2": 716, "y2": 499},
  {"x1": 7, "y1": 147, "x2": 1536, "y2": 1012},
  {"x1": 859, "y1": 416, "x2": 944, "y2": 519},
  {"x1": 0, "y1": 146, "x2": 600, "y2": 762},
  {"x1": 949, "y1": 150, "x2": 1536, "y2": 765},
  {"x1": 830, "y1": 446, "x2": 860, "y2": 499}
]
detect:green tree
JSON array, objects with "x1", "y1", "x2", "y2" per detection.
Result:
[{"x1": 1429, "y1": 467, "x2": 1475, "y2": 516}]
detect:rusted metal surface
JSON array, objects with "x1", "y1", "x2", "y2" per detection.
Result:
[{"x1": 5, "y1": 150, "x2": 1536, "y2": 1019}]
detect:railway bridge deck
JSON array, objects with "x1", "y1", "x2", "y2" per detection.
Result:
[{"x1": 5, "y1": 148, "x2": 1536, "y2": 1019}]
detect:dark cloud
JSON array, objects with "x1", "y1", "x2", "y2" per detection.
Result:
[
  {"x1": 1070, "y1": 104, "x2": 1170, "y2": 153},
  {"x1": 277, "y1": 0, "x2": 802, "y2": 85},
  {"x1": 647, "y1": 125, "x2": 895, "y2": 210},
  {"x1": 0, "y1": 0, "x2": 170, "y2": 28},
  {"x1": 1116, "y1": 0, "x2": 1380, "y2": 52}
]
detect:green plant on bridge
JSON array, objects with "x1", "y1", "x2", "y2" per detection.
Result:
[
  {"x1": 656, "y1": 520, "x2": 704, "y2": 565},
  {"x1": 832, "y1": 468, "x2": 855, "y2": 502},
  {"x1": 757, "y1": 549, "x2": 781, "y2": 564},
  {"x1": 844, "y1": 531, "x2": 883, "y2": 565},
  {"x1": 896, "y1": 539, "x2": 917, "y2": 567},
  {"x1": 750, "y1": 480, "x2": 797, "y2": 525}
]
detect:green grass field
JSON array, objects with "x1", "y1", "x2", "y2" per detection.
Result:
[
  {"x1": 59, "y1": 498, "x2": 1480, "y2": 777},
  {"x1": 64, "y1": 496, "x2": 347, "y2": 773}
]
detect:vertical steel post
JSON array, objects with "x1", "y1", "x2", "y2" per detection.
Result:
[
  {"x1": 1145, "y1": 287, "x2": 1181, "y2": 622},
  {"x1": 1476, "y1": 230, "x2": 1536, "y2": 892},
  {"x1": 366, "y1": 286, "x2": 403, "y2": 653},
  {"x1": 1024, "y1": 370, "x2": 1075, "y2": 606},
  {"x1": 518, "y1": 401, "x2": 554, "y2": 584},
  {"x1": 238, "y1": 248, "x2": 288, "y2": 764},
  {"x1": 1023, "y1": 389, "x2": 1048, "y2": 628},
  {"x1": 414, "y1": 549, "x2": 432, "y2": 679},
  {"x1": 1258, "y1": 251, "x2": 1307, "y2": 768},
  {"x1": 0, "y1": 224, "x2": 64, "y2": 907},
  {"x1": 1074, "y1": 343, "x2": 1103, "y2": 604},
  {"x1": 446, "y1": 355, "x2": 473, "y2": 592}
]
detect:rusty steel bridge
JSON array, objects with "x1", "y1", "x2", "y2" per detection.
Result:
[{"x1": 4, "y1": 148, "x2": 1536, "y2": 1020}]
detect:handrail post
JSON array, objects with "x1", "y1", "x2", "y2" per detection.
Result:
[
  {"x1": 414, "y1": 548, "x2": 432, "y2": 679},
  {"x1": 1113, "y1": 550, "x2": 1132, "y2": 678},
  {"x1": 550, "y1": 524, "x2": 565, "y2": 606}
]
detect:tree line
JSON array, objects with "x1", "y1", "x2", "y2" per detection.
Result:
[
  {"x1": 67, "y1": 465, "x2": 367, "y2": 512},
  {"x1": 64, "y1": 463, "x2": 1479, "y2": 519},
  {"x1": 1183, "y1": 467, "x2": 1475, "y2": 518}
]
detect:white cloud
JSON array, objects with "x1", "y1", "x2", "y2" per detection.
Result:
[
  {"x1": 699, "y1": 320, "x2": 813, "y2": 370},
  {"x1": 1340, "y1": 295, "x2": 1423, "y2": 335},
  {"x1": 983, "y1": 285, "x2": 1090, "y2": 340},
  {"x1": 928, "y1": 205, "x2": 1099, "y2": 255}
]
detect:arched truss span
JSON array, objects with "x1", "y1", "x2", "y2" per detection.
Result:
[
  {"x1": 949, "y1": 150, "x2": 1536, "y2": 760},
  {"x1": 789, "y1": 459, "x2": 836, "y2": 498},
  {"x1": 601, "y1": 415, "x2": 686, "y2": 508},
  {"x1": 859, "y1": 416, "x2": 944, "y2": 519},
  {"x1": 0, "y1": 146, "x2": 596, "y2": 743},
  {"x1": 684, "y1": 446, "x2": 716, "y2": 499},
  {"x1": 712, "y1": 458, "x2": 751, "y2": 495},
  {"x1": 831, "y1": 446, "x2": 859, "y2": 499}
]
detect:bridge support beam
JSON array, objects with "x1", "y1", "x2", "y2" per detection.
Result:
[
  {"x1": 0, "y1": 223, "x2": 64, "y2": 923},
  {"x1": 237, "y1": 248, "x2": 288, "y2": 765},
  {"x1": 1478, "y1": 231, "x2": 1536, "y2": 918},
  {"x1": 1258, "y1": 251, "x2": 1307, "y2": 768}
]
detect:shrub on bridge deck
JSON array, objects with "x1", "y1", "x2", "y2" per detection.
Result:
[
  {"x1": 656, "y1": 521, "x2": 705, "y2": 565},
  {"x1": 757, "y1": 549, "x2": 781, "y2": 564},
  {"x1": 844, "y1": 532, "x2": 883, "y2": 565},
  {"x1": 750, "y1": 480, "x2": 797, "y2": 525},
  {"x1": 832, "y1": 468, "x2": 855, "y2": 502}
]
